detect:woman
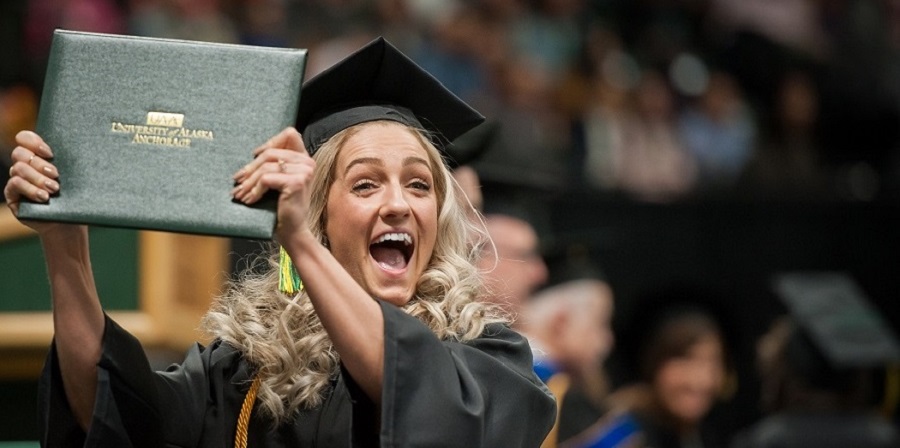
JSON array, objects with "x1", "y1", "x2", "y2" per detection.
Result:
[
  {"x1": 562, "y1": 301, "x2": 730, "y2": 448},
  {"x1": 4, "y1": 38, "x2": 556, "y2": 447}
]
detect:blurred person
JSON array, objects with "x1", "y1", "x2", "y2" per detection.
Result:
[
  {"x1": 677, "y1": 71, "x2": 757, "y2": 191},
  {"x1": 477, "y1": 213, "x2": 549, "y2": 324},
  {"x1": 568, "y1": 301, "x2": 731, "y2": 448},
  {"x1": 738, "y1": 70, "x2": 827, "y2": 198},
  {"x1": 730, "y1": 318, "x2": 900, "y2": 448},
  {"x1": 730, "y1": 273, "x2": 900, "y2": 448},
  {"x1": 580, "y1": 30, "x2": 637, "y2": 192},
  {"x1": 520, "y1": 278, "x2": 616, "y2": 448},
  {"x1": 616, "y1": 70, "x2": 697, "y2": 202}
]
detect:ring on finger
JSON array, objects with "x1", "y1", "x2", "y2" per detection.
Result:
[
  {"x1": 8, "y1": 166, "x2": 13, "y2": 177},
  {"x1": 28, "y1": 154, "x2": 35, "y2": 166},
  {"x1": 278, "y1": 159, "x2": 287, "y2": 173}
]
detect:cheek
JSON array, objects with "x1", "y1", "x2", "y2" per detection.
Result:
[
  {"x1": 655, "y1": 365, "x2": 681, "y2": 395},
  {"x1": 414, "y1": 202, "x2": 439, "y2": 255},
  {"x1": 655, "y1": 364, "x2": 693, "y2": 406}
]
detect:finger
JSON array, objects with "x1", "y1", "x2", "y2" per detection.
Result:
[
  {"x1": 257, "y1": 169, "x2": 313, "y2": 203},
  {"x1": 9, "y1": 160, "x2": 60, "y2": 195},
  {"x1": 5, "y1": 175, "x2": 51, "y2": 205},
  {"x1": 14, "y1": 130, "x2": 54, "y2": 159},
  {"x1": 236, "y1": 160, "x2": 315, "y2": 204},
  {"x1": 234, "y1": 147, "x2": 307, "y2": 182},
  {"x1": 233, "y1": 156, "x2": 296, "y2": 202},
  {"x1": 11, "y1": 146, "x2": 59, "y2": 179},
  {"x1": 252, "y1": 127, "x2": 307, "y2": 158}
]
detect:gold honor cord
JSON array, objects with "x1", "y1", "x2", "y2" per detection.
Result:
[{"x1": 235, "y1": 375, "x2": 262, "y2": 448}]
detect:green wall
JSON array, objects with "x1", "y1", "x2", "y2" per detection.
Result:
[
  {"x1": 0, "y1": 228, "x2": 139, "y2": 311},
  {"x1": 0, "y1": 228, "x2": 139, "y2": 442}
]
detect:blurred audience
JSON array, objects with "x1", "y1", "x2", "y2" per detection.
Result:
[{"x1": 3, "y1": 0, "x2": 900, "y2": 200}]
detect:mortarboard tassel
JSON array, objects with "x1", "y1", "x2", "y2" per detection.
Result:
[{"x1": 278, "y1": 246, "x2": 303, "y2": 295}]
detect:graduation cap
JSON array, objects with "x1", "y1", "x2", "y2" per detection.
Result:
[
  {"x1": 296, "y1": 37, "x2": 485, "y2": 159},
  {"x1": 444, "y1": 120, "x2": 500, "y2": 169},
  {"x1": 773, "y1": 271, "x2": 900, "y2": 369}
]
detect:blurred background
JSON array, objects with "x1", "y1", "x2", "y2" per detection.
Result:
[{"x1": 1, "y1": 0, "x2": 899, "y2": 446}]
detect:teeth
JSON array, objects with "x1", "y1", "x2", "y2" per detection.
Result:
[{"x1": 374, "y1": 232, "x2": 412, "y2": 245}]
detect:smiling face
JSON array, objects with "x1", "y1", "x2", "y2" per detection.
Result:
[
  {"x1": 324, "y1": 122, "x2": 439, "y2": 306},
  {"x1": 653, "y1": 335, "x2": 725, "y2": 425}
]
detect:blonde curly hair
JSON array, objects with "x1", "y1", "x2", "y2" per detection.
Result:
[{"x1": 202, "y1": 122, "x2": 506, "y2": 424}]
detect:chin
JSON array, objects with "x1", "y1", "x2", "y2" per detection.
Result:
[
  {"x1": 377, "y1": 292, "x2": 413, "y2": 307},
  {"x1": 367, "y1": 282, "x2": 415, "y2": 307}
]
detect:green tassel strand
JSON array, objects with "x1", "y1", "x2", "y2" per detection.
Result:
[{"x1": 278, "y1": 246, "x2": 303, "y2": 294}]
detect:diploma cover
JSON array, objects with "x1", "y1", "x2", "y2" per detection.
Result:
[{"x1": 18, "y1": 30, "x2": 307, "y2": 239}]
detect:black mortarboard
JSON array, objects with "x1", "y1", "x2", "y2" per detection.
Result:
[
  {"x1": 296, "y1": 37, "x2": 485, "y2": 157},
  {"x1": 773, "y1": 272, "x2": 900, "y2": 368},
  {"x1": 444, "y1": 120, "x2": 500, "y2": 169}
]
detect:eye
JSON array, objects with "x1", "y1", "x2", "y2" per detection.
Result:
[
  {"x1": 409, "y1": 178, "x2": 431, "y2": 192},
  {"x1": 352, "y1": 179, "x2": 377, "y2": 192}
]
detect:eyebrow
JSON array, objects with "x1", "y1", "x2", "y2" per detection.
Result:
[
  {"x1": 403, "y1": 156, "x2": 431, "y2": 170},
  {"x1": 344, "y1": 157, "x2": 383, "y2": 176},
  {"x1": 343, "y1": 155, "x2": 431, "y2": 176}
]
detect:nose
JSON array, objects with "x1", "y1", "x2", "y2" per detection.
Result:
[{"x1": 381, "y1": 184, "x2": 411, "y2": 220}]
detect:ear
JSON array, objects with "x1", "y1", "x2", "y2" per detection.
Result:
[{"x1": 549, "y1": 309, "x2": 570, "y2": 338}]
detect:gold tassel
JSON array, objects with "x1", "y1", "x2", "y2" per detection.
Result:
[{"x1": 278, "y1": 246, "x2": 303, "y2": 294}]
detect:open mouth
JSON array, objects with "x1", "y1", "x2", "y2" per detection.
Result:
[{"x1": 370, "y1": 232, "x2": 414, "y2": 271}]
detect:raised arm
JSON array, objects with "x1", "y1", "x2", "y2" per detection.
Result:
[
  {"x1": 5, "y1": 131, "x2": 104, "y2": 429},
  {"x1": 233, "y1": 127, "x2": 386, "y2": 403}
]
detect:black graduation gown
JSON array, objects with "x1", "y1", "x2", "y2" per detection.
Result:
[{"x1": 39, "y1": 300, "x2": 556, "y2": 447}]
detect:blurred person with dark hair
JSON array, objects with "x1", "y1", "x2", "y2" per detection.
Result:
[
  {"x1": 730, "y1": 273, "x2": 900, "y2": 448},
  {"x1": 565, "y1": 295, "x2": 733, "y2": 448},
  {"x1": 738, "y1": 69, "x2": 828, "y2": 199}
]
